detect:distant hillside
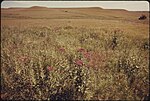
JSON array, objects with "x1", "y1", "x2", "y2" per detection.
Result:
[{"x1": 1, "y1": 6, "x2": 149, "y2": 24}]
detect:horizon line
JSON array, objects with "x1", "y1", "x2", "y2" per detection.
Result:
[
  {"x1": 2, "y1": 6, "x2": 149, "y2": 12},
  {"x1": 1, "y1": 1, "x2": 149, "y2": 11}
]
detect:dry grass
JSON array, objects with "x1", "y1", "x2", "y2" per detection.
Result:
[{"x1": 1, "y1": 7, "x2": 149, "y2": 100}]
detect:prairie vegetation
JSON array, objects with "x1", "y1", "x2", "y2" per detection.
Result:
[{"x1": 1, "y1": 7, "x2": 149, "y2": 100}]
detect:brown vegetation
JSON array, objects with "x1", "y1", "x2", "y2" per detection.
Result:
[{"x1": 1, "y1": 7, "x2": 149, "y2": 100}]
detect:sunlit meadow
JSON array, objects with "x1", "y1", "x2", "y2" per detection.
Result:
[{"x1": 1, "y1": 5, "x2": 149, "y2": 100}]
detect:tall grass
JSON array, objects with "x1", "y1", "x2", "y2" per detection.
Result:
[{"x1": 1, "y1": 25, "x2": 149, "y2": 100}]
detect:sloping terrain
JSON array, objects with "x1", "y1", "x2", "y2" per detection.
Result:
[
  {"x1": 1, "y1": 6, "x2": 149, "y2": 36},
  {"x1": 1, "y1": 6, "x2": 149, "y2": 100},
  {"x1": 1, "y1": 6, "x2": 149, "y2": 21}
]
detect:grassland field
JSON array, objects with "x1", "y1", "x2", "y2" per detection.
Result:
[{"x1": 1, "y1": 6, "x2": 149, "y2": 100}]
